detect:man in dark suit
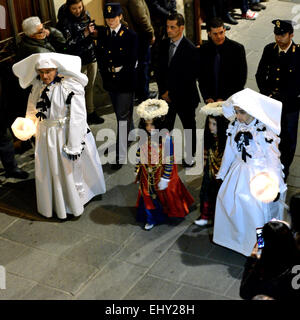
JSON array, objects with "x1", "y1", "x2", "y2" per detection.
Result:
[
  {"x1": 155, "y1": 12, "x2": 200, "y2": 167},
  {"x1": 95, "y1": 3, "x2": 138, "y2": 170},
  {"x1": 199, "y1": 17, "x2": 247, "y2": 104},
  {"x1": 256, "y1": 19, "x2": 300, "y2": 180}
]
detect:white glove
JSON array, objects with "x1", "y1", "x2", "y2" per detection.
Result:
[{"x1": 158, "y1": 177, "x2": 170, "y2": 190}]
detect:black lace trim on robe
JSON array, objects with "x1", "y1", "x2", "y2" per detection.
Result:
[
  {"x1": 35, "y1": 75, "x2": 64, "y2": 120},
  {"x1": 234, "y1": 131, "x2": 253, "y2": 162}
]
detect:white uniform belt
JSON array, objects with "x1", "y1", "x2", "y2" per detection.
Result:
[{"x1": 40, "y1": 117, "x2": 69, "y2": 127}]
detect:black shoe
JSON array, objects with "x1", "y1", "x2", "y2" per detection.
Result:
[
  {"x1": 87, "y1": 112, "x2": 105, "y2": 125},
  {"x1": 182, "y1": 159, "x2": 196, "y2": 168},
  {"x1": 110, "y1": 163, "x2": 123, "y2": 170},
  {"x1": 223, "y1": 12, "x2": 238, "y2": 25},
  {"x1": 5, "y1": 167, "x2": 29, "y2": 179},
  {"x1": 250, "y1": 4, "x2": 261, "y2": 11},
  {"x1": 224, "y1": 24, "x2": 231, "y2": 31},
  {"x1": 257, "y1": 3, "x2": 266, "y2": 9}
]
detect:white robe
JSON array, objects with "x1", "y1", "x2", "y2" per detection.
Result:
[
  {"x1": 26, "y1": 76, "x2": 106, "y2": 219},
  {"x1": 213, "y1": 119, "x2": 286, "y2": 256}
]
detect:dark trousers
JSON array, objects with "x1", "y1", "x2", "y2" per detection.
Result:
[
  {"x1": 136, "y1": 36, "x2": 151, "y2": 101},
  {"x1": 279, "y1": 110, "x2": 300, "y2": 180},
  {"x1": 239, "y1": 0, "x2": 249, "y2": 13},
  {"x1": 202, "y1": 0, "x2": 228, "y2": 20},
  {"x1": 0, "y1": 128, "x2": 17, "y2": 172},
  {"x1": 109, "y1": 91, "x2": 135, "y2": 163},
  {"x1": 164, "y1": 101, "x2": 197, "y2": 160}
]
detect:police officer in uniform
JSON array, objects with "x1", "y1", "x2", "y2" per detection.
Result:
[
  {"x1": 95, "y1": 3, "x2": 138, "y2": 170},
  {"x1": 256, "y1": 20, "x2": 300, "y2": 180}
]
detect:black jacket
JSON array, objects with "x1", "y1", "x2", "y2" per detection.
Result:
[
  {"x1": 96, "y1": 25, "x2": 138, "y2": 93},
  {"x1": 240, "y1": 256, "x2": 300, "y2": 300},
  {"x1": 256, "y1": 41, "x2": 300, "y2": 113},
  {"x1": 146, "y1": 0, "x2": 176, "y2": 19},
  {"x1": 56, "y1": 5, "x2": 96, "y2": 65},
  {"x1": 199, "y1": 37, "x2": 247, "y2": 101},
  {"x1": 18, "y1": 27, "x2": 66, "y2": 60},
  {"x1": 156, "y1": 36, "x2": 200, "y2": 107}
]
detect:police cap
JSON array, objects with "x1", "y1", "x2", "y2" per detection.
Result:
[
  {"x1": 104, "y1": 3, "x2": 122, "y2": 19},
  {"x1": 272, "y1": 19, "x2": 294, "y2": 35}
]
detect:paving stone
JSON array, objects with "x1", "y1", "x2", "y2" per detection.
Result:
[
  {"x1": 21, "y1": 284, "x2": 73, "y2": 300},
  {"x1": 0, "y1": 213, "x2": 18, "y2": 233},
  {"x1": 149, "y1": 251, "x2": 242, "y2": 295},
  {"x1": 124, "y1": 275, "x2": 181, "y2": 300},
  {"x1": 245, "y1": 78, "x2": 259, "y2": 91},
  {"x1": 62, "y1": 202, "x2": 140, "y2": 244},
  {"x1": 6, "y1": 248, "x2": 98, "y2": 295},
  {"x1": 0, "y1": 273, "x2": 36, "y2": 300},
  {"x1": 206, "y1": 245, "x2": 247, "y2": 268},
  {"x1": 171, "y1": 285, "x2": 231, "y2": 300},
  {"x1": 76, "y1": 260, "x2": 147, "y2": 299},
  {"x1": 1, "y1": 220, "x2": 86, "y2": 256},
  {"x1": 224, "y1": 277, "x2": 243, "y2": 300},
  {"x1": 0, "y1": 179, "x2": 38, "y2": 216},
  {"x1": 64, "y1": 235, "x2": 121, "y2": 269},
  {"x1": 0, "y1": 237, "x2": 28, "y2": 266},
  {"x1": 114, "y1": 221, "x2": 190, "y2": 267},
  {"x1": 170, "y1": 225, "x2": 215, "y2": 258}
]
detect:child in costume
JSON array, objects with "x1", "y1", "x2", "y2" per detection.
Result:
[
  {"x1": 213, "y1": 88, "x2": 287, "y2": 256},
  {"x1": 135, "y1": 99, "x2": 194, "y2": 230},
  {"x1": 194, "y1": 103, "x2": 229, "y2": 226}
]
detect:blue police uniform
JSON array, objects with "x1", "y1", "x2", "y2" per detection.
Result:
[
  {"x1": 256, "y1": 20, "x2": 300, "y2": 180},
  {"x1": 96, "y1": 24, "x2": 138, "y2": 93},
  {"x1": 96, "y1": 3, "x2": 138, "y2": 168}
]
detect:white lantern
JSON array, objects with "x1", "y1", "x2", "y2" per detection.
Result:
[
  {"x1": 11, "y1": 117, "x2": 36, "y2": 141},
  {"x1": 250, "y1": 171, "x2": 279, "y2": 203}
]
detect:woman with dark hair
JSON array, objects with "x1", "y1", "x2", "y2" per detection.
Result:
[
  {"x1": 194, "y1": 103, "x2": 229, "y2": 226},
  {"x1": 240, "y1": 220, "x2": 300, "y2": 300},
  {"x1": 56, "y1": 0, "x2": 104, "y2": 124}
]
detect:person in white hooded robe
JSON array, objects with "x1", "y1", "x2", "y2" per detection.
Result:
[
  {"x1": 12, "y1": 52, "x2": 106, "y2": 219},
  {"x1": 213, "y1": 88, "x2": 287, "y2": 256}
]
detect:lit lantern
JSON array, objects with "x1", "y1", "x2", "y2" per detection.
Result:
[
  {"x1": 250, "y1": 171, "x2": 279, "y2": 203},
  {"x1": 11, "y1": 117, "x2": 36, "y2": 141}
]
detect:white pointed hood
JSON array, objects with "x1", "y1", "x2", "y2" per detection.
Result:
[
  {"x1": 222, "y1": 88, "x2": 282, "y2": 135},
  {"x1": 12, "y1": 52, "x2": 88, "y2": 88}
]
